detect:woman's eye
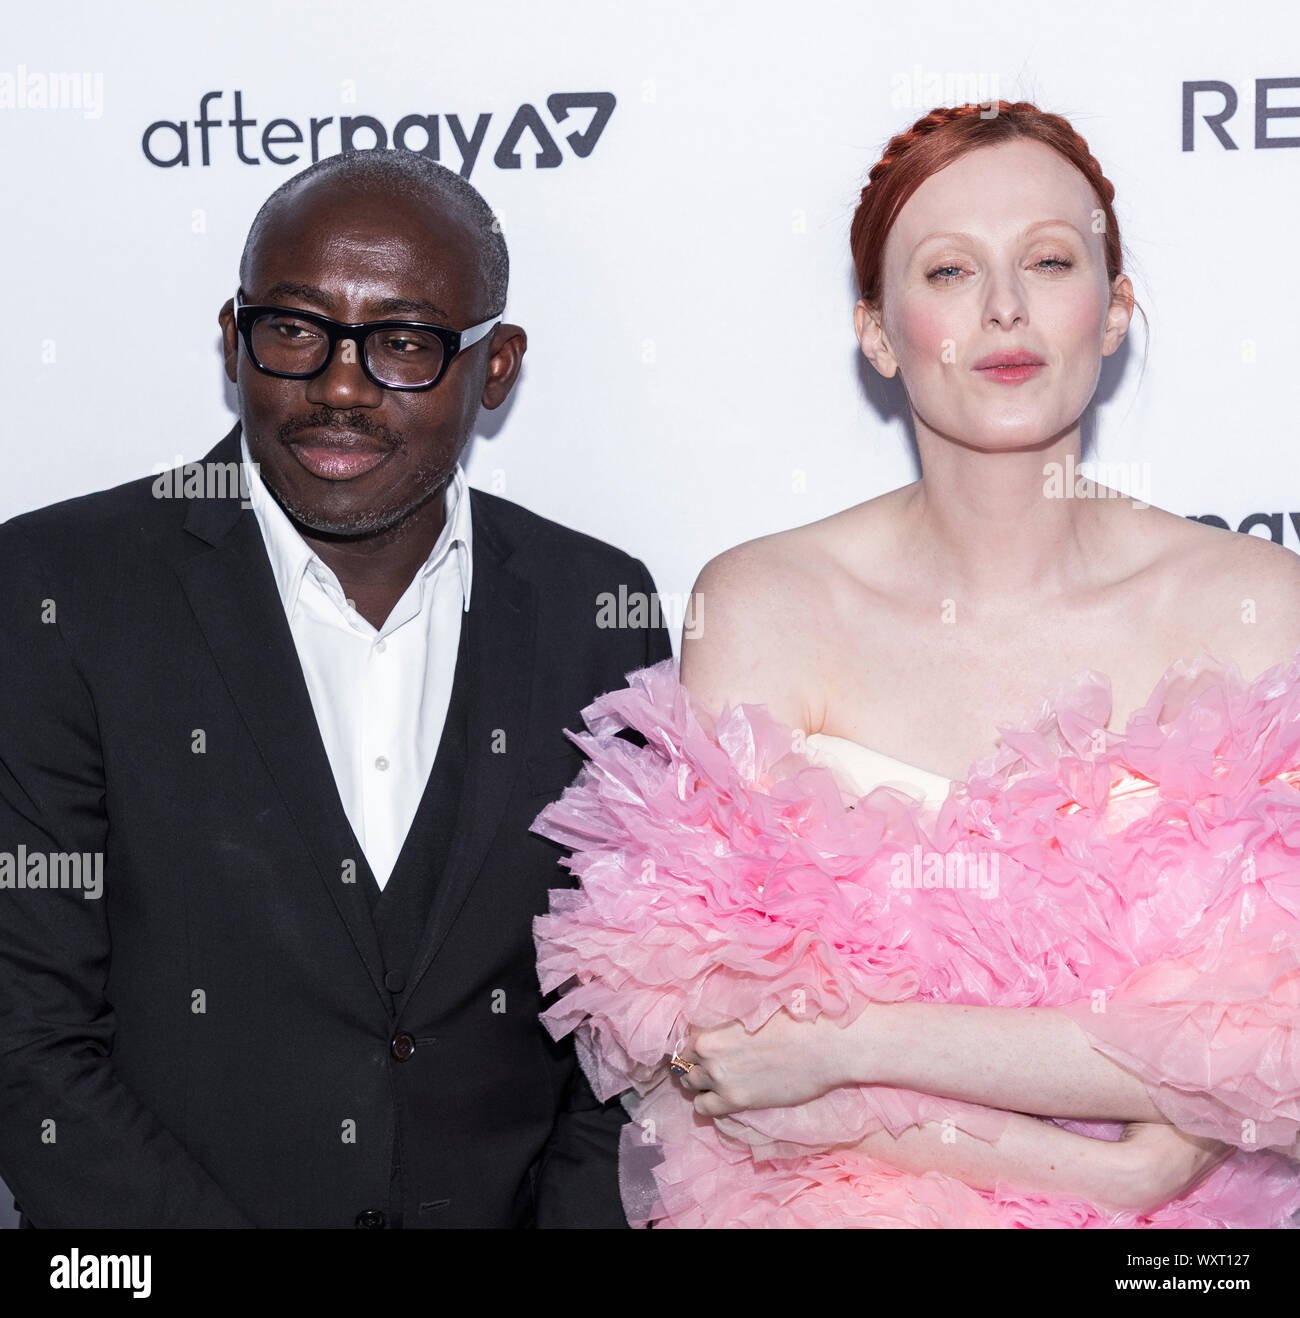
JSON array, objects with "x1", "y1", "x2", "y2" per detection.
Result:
[{"x1": 927, "y1": 256, "x2": 1074, "y2": 283}]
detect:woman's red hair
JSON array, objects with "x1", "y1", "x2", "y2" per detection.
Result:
[{"x1": 850, "y1": 101, "x2": 1126, "y2": 308}]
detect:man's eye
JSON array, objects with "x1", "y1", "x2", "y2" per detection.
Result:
[
  {"x1": 271, "y1": 321, "x2": 320, "y2": 340},
  {"x1": 383, "y1": 335, "x2": 432, "y2": 354}
]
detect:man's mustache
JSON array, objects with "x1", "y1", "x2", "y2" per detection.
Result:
[{"x1": 277, "y1": 413, "x2": 403, "y2": 449}]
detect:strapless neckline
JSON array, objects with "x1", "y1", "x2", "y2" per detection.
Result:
[
  {"x1": 804, "y1": 732, "x2": 954, "y2": 806},
  {"x1": 806, "y1": 733, "x2": 954, "y2": 781}
]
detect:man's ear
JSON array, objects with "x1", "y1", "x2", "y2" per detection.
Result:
[
  {"x1": 481, "y1": 323, "x2": 527, "y2": 409},
  {"x1": 854, "y1": 298, "x2": 898, "y2": 379},
  {"x1": 218, "y1": 298, "x2": 239, "y2": 384}
]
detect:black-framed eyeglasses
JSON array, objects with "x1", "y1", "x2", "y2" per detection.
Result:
[{"x1": 233, "y1": 291, "x2": 500, "y2": 390}]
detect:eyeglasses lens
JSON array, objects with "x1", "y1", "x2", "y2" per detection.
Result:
[{"x1": 249, "y1": 312, "x2": 446, "y2": 386}]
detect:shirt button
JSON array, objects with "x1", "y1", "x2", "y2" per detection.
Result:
[
  {"x1": 375, "y1": 639, "x2": 387, "y2": 653},
  {"x1": 374, "y1": 756, "x2": 389, "y2": 771}
]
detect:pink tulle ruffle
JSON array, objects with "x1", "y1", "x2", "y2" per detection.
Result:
[{"x1": 533, "y1": 644, "x2": 1300, "y2": 1228}]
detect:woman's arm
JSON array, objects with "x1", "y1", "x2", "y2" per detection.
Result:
[
  {"x1": 685, "y1": 1002, "x2": 1167, "y2": 1123},
  {"x1": 684, "y1": 1015, "x2": 1233, "y2": 1211},
  {"x1": 847, "y1": 1112, "x2": 1229, "y2": 1215},
  {"x1": 847, "y1": 1001, "x2": 1169, "y2": 1122}
]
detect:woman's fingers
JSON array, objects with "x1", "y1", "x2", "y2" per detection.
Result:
[
  {"x1": 693, "y1": 1090, "x2": 733, "y2": 1118},
  {"x1": 668, "y1": 1037, "x2": 711, "y2": 1090},
  {"x1": 674, "y1": 1058, "x2": 713, "y2": 1091}
]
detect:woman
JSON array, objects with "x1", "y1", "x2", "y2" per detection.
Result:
[{"x1": 533, "y1": 101, "x2": 1300, "y2": 1227}]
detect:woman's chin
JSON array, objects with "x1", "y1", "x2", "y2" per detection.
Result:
[{"x1": 928, "y1": 427, "x2": 1073, "y2": 456}]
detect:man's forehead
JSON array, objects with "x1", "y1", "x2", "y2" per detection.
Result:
[
  {"x1": 275, "y1": 174, "x2": 474, "y2": 243},
  {"x1": 247, "y1": 188, "x2": 484, "y2": 313},
  {"x1": 261, "y1": 207, "x2": 474, "y2": 266},
  {"x1": 255, "y1": 278, "x2": 455, "y2": 323}
]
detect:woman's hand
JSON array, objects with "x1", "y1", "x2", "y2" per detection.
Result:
[
  {"x1": 673, "y1": 1009, "x2": 854, "y2": 1117},
  {"x1": 1093, "y1": 1121, "x2": 1234, "y2": 1215}
]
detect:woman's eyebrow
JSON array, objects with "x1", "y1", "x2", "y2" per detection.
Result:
[{"x1": 911, "y1": 218, "x2": 1084, "y2": 255}]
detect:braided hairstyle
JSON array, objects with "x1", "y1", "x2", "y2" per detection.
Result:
[{"x1": 850, "y1": 101, "x2": 1131, "y2": 315}]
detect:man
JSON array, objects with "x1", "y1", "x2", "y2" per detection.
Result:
[{"x1": 0, "y1": 149, "x2": 671, "y2": 1227}]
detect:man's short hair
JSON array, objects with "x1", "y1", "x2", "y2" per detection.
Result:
[{"x1": 238, "y1": 149, "x2": 509, "y2": 315}]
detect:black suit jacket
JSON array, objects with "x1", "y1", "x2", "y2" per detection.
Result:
[{"x1": 0, "y1": 425, "x2": 671, "y2": 1228}]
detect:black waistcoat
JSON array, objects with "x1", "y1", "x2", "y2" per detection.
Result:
[
  {"x1": 357, "y1": 609, "x2": 471, "y2": 1228},
  {"x1": 361, "y1": 609, "x2": 471, "y2": 998}
]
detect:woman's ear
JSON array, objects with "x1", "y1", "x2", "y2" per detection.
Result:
[
  {"x1": 1102, "y1": 275, "x2": 1134, "y2": 358},
  {"x1": 854, "y1": 298, "x2": 898, "y2": 379}
]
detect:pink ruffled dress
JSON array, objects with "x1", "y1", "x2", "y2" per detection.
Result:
[{"x1": 531, "y1": 648, "x2": 1300, "y2": 1228}]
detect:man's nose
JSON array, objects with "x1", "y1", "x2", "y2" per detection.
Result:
[{"x1": 304, "y1": 337, "x2": 385, "y2": 408}]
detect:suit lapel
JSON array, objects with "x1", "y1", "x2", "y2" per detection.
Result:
[
  {"x1": 400, "y1": 491, "x2": 535, "y2": 1005},
  {"x1": 174, "y1": 431, "x2": 537, "y2": 1013},
  {"x1": 175, "y1": 426, "x2": 390, "y2": 1008}
]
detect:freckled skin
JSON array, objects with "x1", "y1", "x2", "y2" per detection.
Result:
[{"x1": 217, "y1": 176, "x2": 527, "y2": 628}]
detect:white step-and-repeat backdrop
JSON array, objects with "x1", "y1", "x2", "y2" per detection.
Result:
[{"x1": 2, "y1": 0, "x2": 1297, "y2": 1227}]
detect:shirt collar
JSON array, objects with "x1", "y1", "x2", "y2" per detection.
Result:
[{"x1": 239, "y1": 433, "x2": 472, "y2": 618}]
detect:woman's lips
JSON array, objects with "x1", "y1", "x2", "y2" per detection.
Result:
[
  {"x1": 974, "y1": 362, "x2": 1045, "y2": 384},
  {"x1": 287, "y1": 437, "x2": 393, "y2": 480}
]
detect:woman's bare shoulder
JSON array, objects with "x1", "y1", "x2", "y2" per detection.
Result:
[
  {"x1": 694, "y1": 489, "x2": 907, "y2": 591},
  {"x1": 680, "y1": 496, "x2": 901, "y2": 729},
  {"x1": 1141, "y1": 508, "x2": 1300, "y2": 676}
]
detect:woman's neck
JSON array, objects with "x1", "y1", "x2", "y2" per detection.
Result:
[{"x1": 902, "y1": 422, "x2": 1118, "y2": 604}]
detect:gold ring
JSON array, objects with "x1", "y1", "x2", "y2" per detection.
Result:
[{"x1": 669, "y1": 1052, "x2": 696, "y2": 1076}]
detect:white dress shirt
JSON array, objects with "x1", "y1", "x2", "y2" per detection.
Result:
[{"x1": 240, "y1": 435, "x2": 472, "y2": 889}]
